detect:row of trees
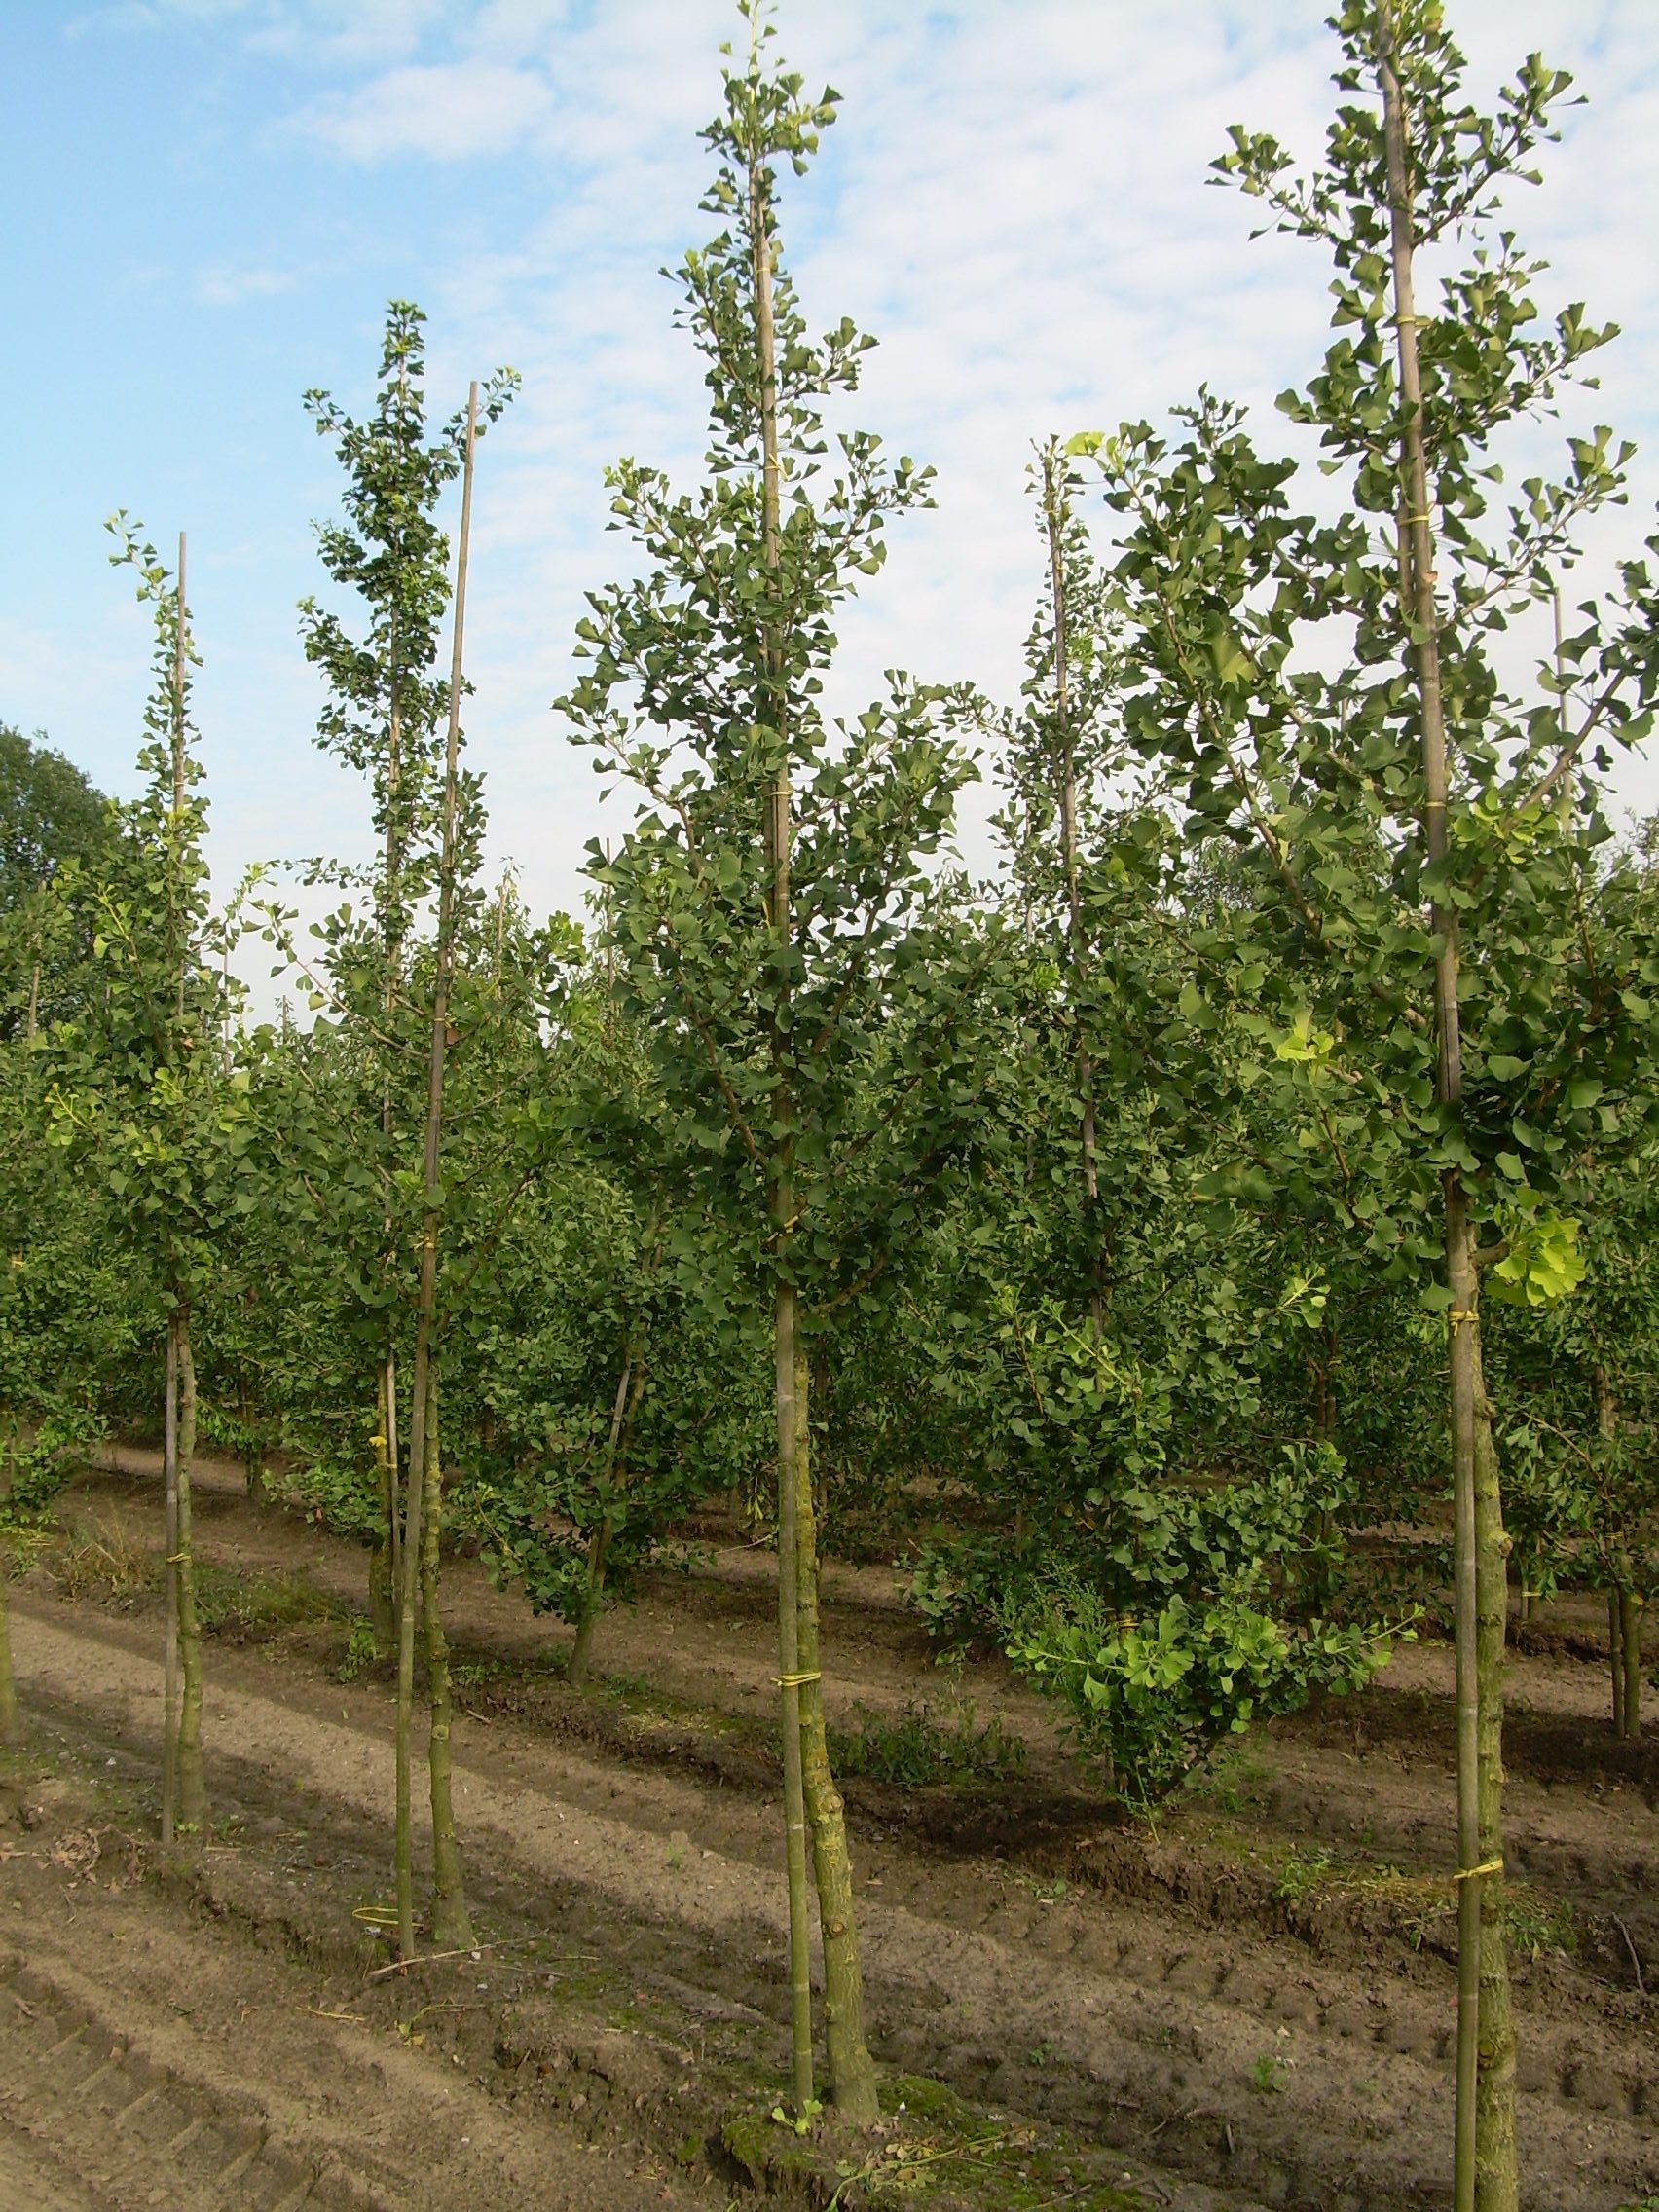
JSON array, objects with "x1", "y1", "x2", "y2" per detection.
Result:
[{"x1": 4, "y1": 5, "x2": 1657, "y2": 2206}]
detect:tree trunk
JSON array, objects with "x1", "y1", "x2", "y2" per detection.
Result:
[
  {"x1": 567, "y1": 1527, "x2": 608, "y2": 1692},
  {"x1": 568, "y1": 1358, "x2": 640, "y2": 1690},
  {"x1": 794, "y1": 1343, "x2": 880, "y2": 2124},
  {"x1": 1596, "y1": 1368, "x2": 1641, "y2": 1741},
  {"x1": 240, "y1": 1375, "x2": 267, "y2": 1512},
  {"x1": 750, "y1": 98, "x2": 822, "y2": 2120},
  {"x1": 1619, "y1": 1589, "x2": 1642, "y2": 1741},
  {"x1": 162, "y1": 1319, "x2": 181, "y2": 1845},
  {"x1": 394, "y1": 381, "x2": 479, "y2": 1964},
  {"x1": 1469, "y1": 1319, "x2": 1516, "y2": 2205},
  {"x1": 0, "y1": 1578, "x2": 17, "y2": 1746},
  {"x1": 370, "y1": 1360, "x2": 397, "y2": 1645},
  {"x1": 422, "y1": 1372, "x2": 471, "y2": 1947},
  {"x1": 775, "y1": 1278, "x2": 816, "y2": 2117},
  {"x1": 0, "y1": 1437, "x2": 18, "y2": 1741},
  {"x1": 393, "y1": 1380, "x2": 424, "y2": 1956},
  {"x1": 175, "y1": 1309, "x2": 207, "y2": 1833},
  {"x1": 1380, "y1": 22, "x2": 1516, "y2": 2201}
]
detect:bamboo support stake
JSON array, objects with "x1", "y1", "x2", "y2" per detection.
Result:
[
  {"x1": 794, "y1": 1344, "x2": 879, "y2": 2123},
  {"x1": 394, "y1": 382, "x2": 480, "y2": 1960},
  {"x1": 1380, "y1": 16, "x2": 1516, "y2": 2205},
  {"x1": 749, "y1": 92, "x2": 817, "y2": 2117},
  {"x1": 162, "y1": 1317, "x2": 179, "y2": 1847},
  {"x1": 160, "y1": 531, "x2": 190, "y2": 1851},
  {"x1": 175, "y1": 1309, "x2": 206, "y2": 1827}
]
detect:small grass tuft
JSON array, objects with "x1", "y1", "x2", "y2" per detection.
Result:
[
  {"x1": 829, "y1": 1694, "x2": 1026, "y2": 1789},
  {"x1": 336, "y1": 1622, "x2": 383, "y2": 1681},
  {"x1": 1502, "y1": 1888, "x2": 1577, "y2": 1960},
  {"x1": 1184, "y1": 1745, "x2": 1275, "y2": 1814},
  {"x1": 45, "y1": 1516, "x2": 159, "y2": 1606},
  {"x1": 1248, "y1": 2052, "x2": 1290, "y2": 2095},
  {"x1": 192, "y1": 1564, "x2": 345, "y2": 1635}
]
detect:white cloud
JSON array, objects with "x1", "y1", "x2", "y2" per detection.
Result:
[
  {"x1": 289, "y1": 56, "x2": 553, "y2": 160},
  {"x1": 29, "y1": 1, "x2": 1659, "y2": 955},
  {"x1": 194, "y1": 261, "x2": 298, "y2": 304}
]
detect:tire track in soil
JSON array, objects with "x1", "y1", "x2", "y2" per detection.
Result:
[
  {"x1": 12, "y1": 1593, "x2": 1659, "y2": 2212},
  {"x1": 0, "y1": 1951, "x2": 395, "y2": 2212},
  {"x1": 0, "y1": 1831, "x2": 716, "y2": 2212}
]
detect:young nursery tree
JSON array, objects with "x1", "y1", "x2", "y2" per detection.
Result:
[
  {"x1": 47, "y1": 526, "x2": 259, "y2": 1843},
  {"x1": 993, "y1": 441, "x2": 1126, "y2": 1338},
  {"x1": 1073, "y1": 6, "x2": 1659, "y2": 2201},
  {"x1": 391, "y1": 380, "x2": 483, "y2": 1958},
  {"x1": 298, "y1": 302, "x2": 513, "y2": 1638},
  {"x1": 285, "y1": 311, "x2": 516, "y2": 1951},
  {"x1": 562, "y1": 2, "x2": 978, "y2": 2123}
]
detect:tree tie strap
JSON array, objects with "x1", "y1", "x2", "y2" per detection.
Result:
[
  {"x1": 1448, "y1": 1308, "x2": 1476, "y2": 1332},
  {"x1": 1454, "y1": 1856, "x2": 1503, "y2": 1883},
  {"x1": 776, "y1": 1670, "x2": 822, "y2": 1688}
]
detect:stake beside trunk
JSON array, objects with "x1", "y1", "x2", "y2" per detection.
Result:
[
  {"x1": 794, "y1": 1346, "x2": 879, "y2": 2124},
  {"x1": 0, "y1": 1428, "x2": 19, "y2": 1744},
  {"x1": 1379, "y1": 19, "x2": 1516, "y2": 2206},
  {"x1": 393, "y1": 381, "x2": 480, "y2": 1961},
  {"x1": 748, "y1": 98, "x2": 878, "y2": 2122}
]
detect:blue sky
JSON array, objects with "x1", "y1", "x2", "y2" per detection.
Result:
[{"x1": 5, "y1": 0, "x2": 1659, "y2": 958}]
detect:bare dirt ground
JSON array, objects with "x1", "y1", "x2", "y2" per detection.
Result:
[{"x1": 3, "y1": 1448, "x2": 1656, "y2": 2212}]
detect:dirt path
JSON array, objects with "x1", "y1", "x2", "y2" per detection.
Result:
[
  {"x1": 0, "y1": 1727, "x2": 716, "y2": 2212},
  {"x1": 8, "y1": 1452, "x2": 1658, "y2": 2211},
  {"x1": 0, "y1": 2120, "x2": 101, "y2": 2212}
]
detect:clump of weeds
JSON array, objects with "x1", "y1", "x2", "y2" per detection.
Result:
[
  {"x1": 44, "y1": 1515, "x2": 158, "y2": 1607},
  {"x1": 830, "y1": 1694, "x2": 1026, "y2": 1789}
]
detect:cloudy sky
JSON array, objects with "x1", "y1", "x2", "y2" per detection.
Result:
[{"x1": 4, "y1": 0, "x2": 1658, "y2": 947}]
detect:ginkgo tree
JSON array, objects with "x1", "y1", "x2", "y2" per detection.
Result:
[
  {"x1": 294, "y1": 302, "x2": 516, "y2": 1639},
  {"x1": 1066, "y1": 4, "x2": 1659, "y2": 2203},
  {"x1": 561, "y1": 0, "x2": 984, "y2": 2126},
  {"x1": 46, "y1": 524, "x2": 261, "y2": 1844}
]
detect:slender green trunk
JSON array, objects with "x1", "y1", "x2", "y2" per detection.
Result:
[
  {"x1": 0, "y1": 1431, "x2": 19, "y2": 1740},
  {"x1": 0, "y1": 1579, "x2": 17, "y2": 1746},
  {"x1": 393, "y1": 1346, "x2": 424, "y2": 1956},
  {"x1": 377, "y1": 468, "x2": 408, "y2": 1648},
  {"x1": 175, "y1": 1309, "x2": 207, "y2": 1833},
  {"x1": 568, "y1": 1358, "x2": 641, "y2": 1690},
  {"x1": 1620, "y1": 1588, "x2": 1642, "y2": 1741},
  {"x1": 1596, "y1": 1367, "x2": 1641, "y2": 1740},
  {"x1": 1379, "y1": 20, "x2": 1515, "y2": 2205},
  {"x1": 422, "y1": 1372, "x2": 471, "y2": 1945},
  {"x1": 1610, "y1": 1588, "x2": 1627, "y2": 1735},
  {"x1": 1445, "y1": 1191, "x2": 1486, "y2": 2205},
  {"x1": 394, "y1": 382, "x2": 479, "y2": 1963},
  {"x1": 1469, "y1": 1322, "x2": 1516, "y2": 2202},
  {"x1": 567, "y1": 1527, "x2": 608, "y2": 1691},
  {"x1": 749, "y1": 90, "x2": 819, "y2": 2119},
  {"x1": 370, "y1": 1362, "x2": 397, "y2": 1645},
  {"x1": 240, "y1": 1374, "x2": 267, "y2": 1511},
  {"x1": 793, "y1": 1344, "x2": 879, "y2": 2124},
  {"x1": 162, "y1": 1319, "x2": 181, "y2": 1846},
  {"x1": 775, "y1": 1279, "x2": 816, "y2": 2116}
]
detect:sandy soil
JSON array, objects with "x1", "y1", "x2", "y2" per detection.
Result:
[{"x1": 1, "y1": 1448, "x2": 1654, "y2": 2212}]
